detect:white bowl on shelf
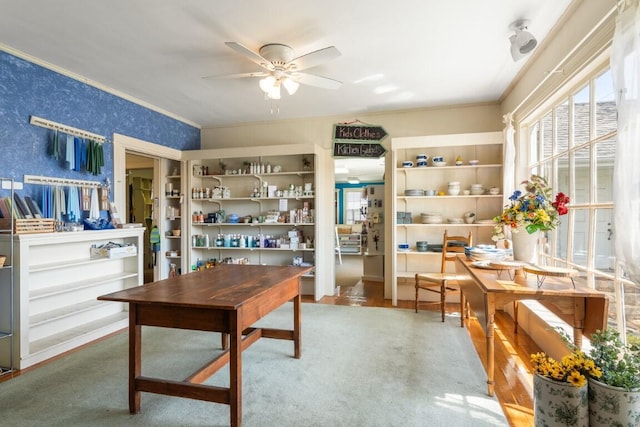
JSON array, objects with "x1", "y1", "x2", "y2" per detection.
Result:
[
  {"x1": 433, "y1": 161, "x2": 447, "y2": 167},
  {"x1": 468, "y1": 160, "x2": 480, "y2": 166}
]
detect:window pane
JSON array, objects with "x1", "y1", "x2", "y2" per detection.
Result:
[
  {"x1": 574, "y1": 85, "x2": 590, "y2": 145},
  {"x1": 572, "y1": 208, "x2": 589, "y2": 268},
  {"x1": 555, "y1": 213, "x2": 569, "y2": 260},
  {"x1": 344, "y1": 189, "x2": 366, "y2": 224},
  {"x1": 574, "y1": 145, "x2": 591, "y2": 204},
  {"x1": 541, "y1": 111, "x2": 553, "y2": 159},
  {"x1": 595, "y1": 69, "x2": 617, "y2": 138},
  {"x1": 595, "y1": 137, "x2": 615, "y2": 203},
  {"x1": 594, "y1": 208, "x2": 614, "y2": 272},
  {"x1": 556, "y1": 100, "x2": 569, "y2": 153},
  {"x1": 557, "y1": 152, "x2": 569, "y2": 195},
  {"x1": 624, "y1": 282, "x2": 640, "y2": 340}
]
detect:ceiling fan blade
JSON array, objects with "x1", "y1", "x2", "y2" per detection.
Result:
[
  {"x1": 291, "y1": 72, "x2": 342, "y2": 90},
  {"x1": 224, "y1": 42, "x2": 273, "y2": 70},
  {"x1": 203, "y1": 71, "x2": 268, "y2": 80},
  {"x1": 291, "y1": 46, "x2": 341, "y2": 71}
]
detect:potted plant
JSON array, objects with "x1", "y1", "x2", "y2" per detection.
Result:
[
  {"x1": 587, "y1": 328, "x2": 640, "y2": 426},
  {"x1": 530, "y1": 345, "x2": 602, "y2": 427},
  {"x1": 492, "y1": 174, "x2": 569, "y2": 263}
]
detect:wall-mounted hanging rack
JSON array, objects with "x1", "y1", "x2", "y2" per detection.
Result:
[
  {"x1": 29, "y1": 115, "x2": 107, "y2": 143},
  {"x1": 24, "y1": 175, "x2": 103, "y2": 188}
]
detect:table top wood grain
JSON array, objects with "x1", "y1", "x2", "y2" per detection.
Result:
[{"x1": 98, "y1": 264, "x2": 312, "y2": 310}]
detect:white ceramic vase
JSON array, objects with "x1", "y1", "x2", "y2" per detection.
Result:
[
  {"x1": 534, "y1": 373, "x2": 588, "y2": 427},
  {"x1": 511, "y1": 226, "x2": 539, "y2": 263},
  {"x1": 588, "y1": 378, "x2": 640, "y2": 426}
]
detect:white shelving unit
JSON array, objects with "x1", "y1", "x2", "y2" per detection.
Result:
[
  {"x1": 337, "y1": 233, "x2": 363, "y2": 255},
  {"x1": 187, "y1": 153, "x2": 317, "y2": 295},
  {"x1": 0, "y1": 228, "x2": 144, "y2": 369},
  {"x1": 162, "y1": 159, "x2": 183, "y2": 278},
  {"x1": 0, "y1": 178, "x2": 15, "y2": 376},
  {"x1": 388, "y1": 131, "x2": 503, "y2": 304}
]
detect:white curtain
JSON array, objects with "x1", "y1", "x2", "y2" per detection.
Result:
[
  {"x1": 611, "y1": 0, "x2": 640, "y2": 284},
  {"x1": 502, "y1": 113, "x2": 516, "y2": 207}
]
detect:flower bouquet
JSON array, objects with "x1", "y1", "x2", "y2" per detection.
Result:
[
  {"x1": 492, "y1": 174, "x2": 569, "y2": 241},
  {"x1": 531, "y1": 349, "x2": 602, "y2": 388},
  {"x1": 531, "y1": 346, "x2": 602, "y2": 426}
]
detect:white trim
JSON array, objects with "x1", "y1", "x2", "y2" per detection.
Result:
[{"x1": 112, "y1": 133, "x2": 182, "y2": 218}]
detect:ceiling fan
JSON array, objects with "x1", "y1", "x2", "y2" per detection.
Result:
[{"x1": 205, "y1": 42, "x2": 342, "y2": 99}]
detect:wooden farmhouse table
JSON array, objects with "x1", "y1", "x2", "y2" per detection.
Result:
[
  {"x1": 454, "y1": 255, "x2": 608, "y2": 397},
  {"x1": 98, "y1": 264, "x2": 312, "y2": 427}
]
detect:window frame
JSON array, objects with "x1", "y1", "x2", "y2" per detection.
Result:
[{"x1": 518, "y1": 60, "x2": 636, "y2": 338}]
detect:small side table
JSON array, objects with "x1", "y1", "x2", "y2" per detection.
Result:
[{"x1": 522, "y1": 265, "x2": 579, "y2": 288}]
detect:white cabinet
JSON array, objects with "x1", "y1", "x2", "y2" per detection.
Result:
[
  {"x1": 1, "y1": 228, "x2": 144, "y2": 369},
  {"x1": 338, "y1": 233, "x2": 363, "y2": 255},
  {"x1": 388, "y1": 131, "x2": 503, "y2": 303},
  {"x1": 187, "y1": 153, "x2": 317, "y2": 294}
]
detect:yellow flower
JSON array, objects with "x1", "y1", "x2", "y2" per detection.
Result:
[
  {"x1": 530, "y1": 348, "x2": 600, "y2": 388},
  {"x1": 568, "y1": 371, "x2": 586, "y2": 387}
]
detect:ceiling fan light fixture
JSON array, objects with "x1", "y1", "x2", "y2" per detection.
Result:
[
  {"x1": 282, "y1": 77, "x2": 299, "y2": 95},
  {"x1": 268, "y1": 82, "x2": 281, "y2": 100},
  {"x1": 509, "y1": 20, "x2": 537, "y2": 62},
  {"x1": 259, "y1": 76, "x2": 276, "y2": 93}
]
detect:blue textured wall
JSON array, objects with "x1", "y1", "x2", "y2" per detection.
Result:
[{"x1": 0, "y1": 50, "x2": 200, "y2": 205}]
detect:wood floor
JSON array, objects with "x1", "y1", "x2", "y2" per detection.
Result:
[{"x1": 304, "y1": 280, "x2": 538, "y2": 427}]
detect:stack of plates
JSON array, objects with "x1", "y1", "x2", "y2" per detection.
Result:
[
  {"x1": 405, "y1": 189, "x2": 424, "y2": 196},
  {"x1": 468, "y1": 247, "x2": 508, "y2": 262},
  {"x1": 447, "y1": 217, "x2": 464, "y2": 224},
  {"x1": 470, "y1": 184, "x2": 485, "y2": 195},
  {"x1": 420, "y1": 212, "x2": 443, "y2": 224},
  {"x1": 475, "y1": 219, "x2": 495, "y2": 224}
]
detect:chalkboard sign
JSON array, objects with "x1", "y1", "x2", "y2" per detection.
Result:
[
  {"x1": 333, "y1": 124, "x2": 388, "y2": 142},
  {"x1": 333, "y1": 142, "x2": 387, "y2": 158}
]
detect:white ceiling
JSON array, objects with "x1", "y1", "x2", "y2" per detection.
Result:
[{"x1": 0, "y1": 0, "x2": 573, "y2": 130}]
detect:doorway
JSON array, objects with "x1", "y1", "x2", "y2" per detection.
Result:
[
  {"x1": 125, "y1": 153, "x2": 156, "y2": 283},
  {"x1": 334, "y1": 157, "x2": 386, "y2": 293}
]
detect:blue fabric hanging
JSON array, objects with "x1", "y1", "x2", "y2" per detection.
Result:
[
  {"x1": 65, "y1": 134, "x2": 74, "y2": 170},
  {"x1": 66, "y1": 186, "x2": 81, "y2": 222}
]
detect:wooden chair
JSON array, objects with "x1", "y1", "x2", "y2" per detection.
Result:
[{"x1": 415, "y1": 230, "x2": 472, "y2": 325}]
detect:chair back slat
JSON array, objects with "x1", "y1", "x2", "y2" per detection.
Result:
[{"x1": 440, "y1": 230, "x2": 472, "y2": 273}]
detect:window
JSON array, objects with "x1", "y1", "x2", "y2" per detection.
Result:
[
  {"x1": 523, "y1": 66, "x2": 638, "y2": 341},
  {"x1": 343, "y1": 188, "x2": 367, "y2": 225}
]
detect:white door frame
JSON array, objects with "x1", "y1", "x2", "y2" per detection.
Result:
[{"x1": 113, "y1": 133, "x2": 182, "y2": 218}]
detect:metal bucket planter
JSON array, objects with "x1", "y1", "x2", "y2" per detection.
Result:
[
  {"x1": 534, "y1": 373, "x2": 588, "y2": 427},
  {"x1": 588, "y1": 378, "x2": 640, "y2": 427}
]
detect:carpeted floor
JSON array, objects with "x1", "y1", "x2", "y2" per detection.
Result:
[{"x1": 0, "y1": 303, "x2": 507, "y2": 426}]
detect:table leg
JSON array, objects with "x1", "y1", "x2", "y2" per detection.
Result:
[
  {"x1": 229, "y1": 309, "x2": 242, "y2": 427},
  {"x1": 573, "y1": 297, "x2": 586, "y2": 349},
  {"x1": 293, "y1": 293, "x2": 301, "y2": 359},
  {"x1": 221, "y1": 333, "x2": 228, "y2": 350},
  {"x1": 129, "y1": 305, "x2": 141, "y2": 413},
  {"x1": 486, "y1": 314, "x2": 495, "y2": 397},
  {"x1": 513, "y1": 301, "x2": 519, "y2": 334},
  {"x1": 460, "y1": 292, "x2": 465, "y2": 328}
]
